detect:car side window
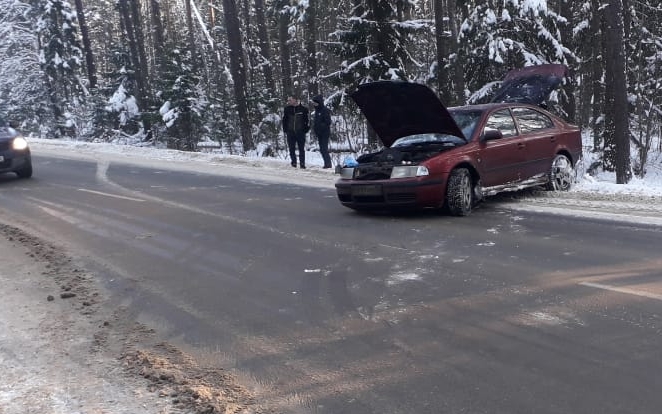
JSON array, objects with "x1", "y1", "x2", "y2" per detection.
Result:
[
  {"x1": 512, "y1": 107, "x2": 554, "y2": 133},
  {"x1": 484, "y1": 109, "x2": 518, "y2": 138}
]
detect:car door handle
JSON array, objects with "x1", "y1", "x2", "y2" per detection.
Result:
[
  {"x1": 517, "y1": 143, "x2": 525, "y2": 149},
  {"x1": 550, "y1": 136, "x2": 557, "y2": 142}
]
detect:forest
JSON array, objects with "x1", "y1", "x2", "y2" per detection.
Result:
[{"x1": 1, "y1": 0, "x2": 661, "y2": 183}]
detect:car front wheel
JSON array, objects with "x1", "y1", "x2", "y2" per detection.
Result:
[
  {"x1": 446, "y1": 168, "x2": 473, "y2": 216},
  {"x1": 546, "y1": 154, "x2": 573, "y2": 191},
  {"x1": 15, "y1": 163, "x2": 33, "y2": 179}
]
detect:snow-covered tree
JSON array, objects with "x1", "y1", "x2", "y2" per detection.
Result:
[
  {"x1": 34, "y1": 0, "x2": 86, "y2": 138},
  {"x1": 0, "y1": 0, "x2": 658, "y2": 182},
  {"x1": 624, "y1": 1, "x2": 662, "y2": 177},
  {"x1": 158, "y1": 47, "x2": 206, "y2": 151},
  {"x1": 325, "y1": 0, "x2": 425, "y2": 89},
  {"x1": 459, "y1": 0, "x2": 574, "y2": 100},
  {"x1": 0, "y1": 0, "x2": 48, "y2": 134},
  {"x1": 101, "y1": 66, "x2": 142, "y2": 138},
  {"x1": 323, "y1": 0, "x2": 429, "y2": 148},
  {"x1": 603, "y1": 0, "x2": 631, "y2": 183}
]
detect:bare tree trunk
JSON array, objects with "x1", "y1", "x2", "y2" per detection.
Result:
[
  {"x1": 149, "y1": 0, "x2": 165, "y2": 73},
  {"x1": 591, "y1": 0, "x2": 604, "y2": 150},
  {"x1": 118, "y1": 0, "x2": 152, "y2": 139},
  {"x1": 130, "y1": 0, "x2": 150, "y2": 89},
  {"x1": 304, "y1": 0, "x2": 319, "y2": 98},
  {"x1": 73, "y1": 0, "x2": 97, "y2": 89},
  {"x1": 238, "y1": 0, "x2": 256, "y2": 92},
  {"x1": 433, "y1": 0, "x2": 462, "y2": 106},
  {"x1": 277, "y1": 0, "x2": 293, "y2": 98},
  {"x1": 434, "y1": 0, "x2": 451, "y2": 103},
  {"x1": 558, "y1": 0, "x2": 576, "y2": 122},
  {"x1": 185, "y1": 0, "x2": 199, "y2": 72},
  {"x1": 222, "y1": 0, "x2": 254, "y2": 151},
  {"x1": 604, "y1": 0, "x2": 631, "y2": 183},
  {"x1": 117, "y1": 0, "x2": 145, "y2": 100},
  {"x1": 149, "y1": 0, "x2": 166, "y2": 50},
  {"x1": 254, "y1": 0, "x2": 277, "y2": 103},
  {"x1": 449, "y1": 0, "x2": 465, "y2": 106}
]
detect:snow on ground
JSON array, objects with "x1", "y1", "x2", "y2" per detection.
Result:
[
  {"x1": 28, "y1": 137, "x2": 662, "y2": 195},
  {"x1": 28, "y1": 137, "x2": 662, "y2": 226}
]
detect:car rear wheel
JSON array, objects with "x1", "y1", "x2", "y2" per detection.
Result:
[
  {"x1": 15, "y1": 163, "x2": 32, "y2": 179},
  {"x1": 446, "y1": 168, "x2": 473, "y2": 216},
  {"x1": 546, "y1": 154, "x2": 573, "y2": 191}
]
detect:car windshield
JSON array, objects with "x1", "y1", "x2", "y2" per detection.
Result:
[
  {"x1": 392, "y1": 133, "x2": 465, "y2": 148},
  {"x1": 448, "y1": 110, "x2": 482, "y2": 140}
]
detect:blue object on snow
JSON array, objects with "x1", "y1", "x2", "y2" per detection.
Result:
[{"x1": 343, "y1": 156, "x2": 358, "y2": 167}]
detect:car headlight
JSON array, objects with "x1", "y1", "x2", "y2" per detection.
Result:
[
  {"x1": 390, "y1": 165, "x2": 429, "y2": 179},
  {"x1": 340, "y1": 167, "x2": 355, "y2": 179},
  {"x1": 12, "y1": 136, "x2": 29, "y2": 151}
]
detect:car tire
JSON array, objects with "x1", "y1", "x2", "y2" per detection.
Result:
[
  {"x1": 546, "y1": 154, "x2": 573, "y2": 191},
  {"x1": 446, "y1": 168, "x2": 473, "y2": 216},
  {"x1": 15, "y1": 163, "x2": 33, "y2": 179}
]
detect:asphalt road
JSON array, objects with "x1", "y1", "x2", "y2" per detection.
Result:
[{"x1": 1, "y1": 153, "x2": 662, "y2": 414}]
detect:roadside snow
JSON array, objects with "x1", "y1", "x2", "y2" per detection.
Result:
[
  {"x1": 0, "y1": 224, "x2": 258, "y2": 414},
  {"x1": 28, "y1": 137, "x2": 662, "y2": 226},
  {"x1": 0, "y1": 225, "x2": 176, "y2": 414}
]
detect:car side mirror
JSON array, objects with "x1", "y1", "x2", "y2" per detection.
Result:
[{"x1": 482, "y1": 129, "x2": 503, "y2": 141}]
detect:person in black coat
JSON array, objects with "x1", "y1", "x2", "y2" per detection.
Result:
[
  {"x1": 282, "y1": 96, "x2": 310, "y2": 168},
  {"x1": 311, "y1": 95, "x2": 332, "y2": 169}
]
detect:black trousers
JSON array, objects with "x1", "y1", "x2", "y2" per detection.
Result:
[
  {"x1": 317, "y1": 133, "x2": 332, "y2": 168},
  {"x1": 286, "y1": 132, "x2": 306, "y2": 166}
]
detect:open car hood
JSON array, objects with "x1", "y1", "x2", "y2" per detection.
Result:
[
  {"x1": 490, "y1": 64, "x2": 568, "y2": 105},
  {"x1": 350, "y1": 81, "x2": 466, "y2": 148}
]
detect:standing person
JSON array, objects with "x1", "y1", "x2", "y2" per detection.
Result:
[
  {"x1": 311, "y1": 95, "x2": 332, "y2": 169},
  {"x1": 282, "y1": 95, "x2": 310, "y2": 168}
]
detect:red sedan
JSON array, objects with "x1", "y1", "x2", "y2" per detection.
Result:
[{"x1": 335, "y1": 64, "x2": 582, "y2": 216}]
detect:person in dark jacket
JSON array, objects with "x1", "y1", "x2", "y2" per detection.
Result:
[
  {"x1": 311, "y1": 95, "x2": 332, "y2": 169},
  {"x1": 282, "y1": 95, "x2": 310, "y2": 168}
]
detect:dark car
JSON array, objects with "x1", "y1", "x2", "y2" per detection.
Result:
[
  {"x1": 0, "y1": 116, "x2": 32, "y2": 179},
  {"x1": 335, "y1": 64, "x2": 581, "y2": 216}
]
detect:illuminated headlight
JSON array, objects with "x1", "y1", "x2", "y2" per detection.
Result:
[
  {"x1": 340, "y1": 167, "x2": 355, "y2": 179},
  {"x1": 390, "y1": 165, "x2": 429, "y2": 179},
  {"x1": 12, "y1": 136, "x2": 29, "y2": 151}
]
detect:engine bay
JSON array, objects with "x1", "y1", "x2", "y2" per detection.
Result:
[{"x1": 353, "y1": 143, "x2": 458, "y2": 180}]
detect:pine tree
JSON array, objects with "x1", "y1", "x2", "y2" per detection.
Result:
[
  {"x1": 0, "y1": 0, "x2": 47, "y2": 133},
  {"x1": 324, "y1": 0, "x2": 429, "y2": 148},
  {"x1": 34, "y1": 0, "x2": 86, "y2": 138},
  {"x1": 624, "y1": 1, "x2": 662, "y2": 176},
  {"x1": 159, "y1": 46, "x2": 205, "y2": 151},
  {"x1": 326, "y1": 0, "x2": 419, "y2": 90},
  {"x1": 459, "y1": 0, "x2": 574, "y2": 100}
]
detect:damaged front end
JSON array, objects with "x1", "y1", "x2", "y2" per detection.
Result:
[{"x1": 342, "y1": 136, "x2": 462, "y2": 181}]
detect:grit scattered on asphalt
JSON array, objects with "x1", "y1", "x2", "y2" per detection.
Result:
[{"x1": 0, "y1": 222, "x2": 260, "y2": 414}]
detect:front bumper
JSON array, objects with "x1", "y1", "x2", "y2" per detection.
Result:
[
  {"x1": 335, "y1": 178, "x2": 446, "y2": 210},
  {"x1": 0, "y1": 149, "x2": 31, "y2": 174}
]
